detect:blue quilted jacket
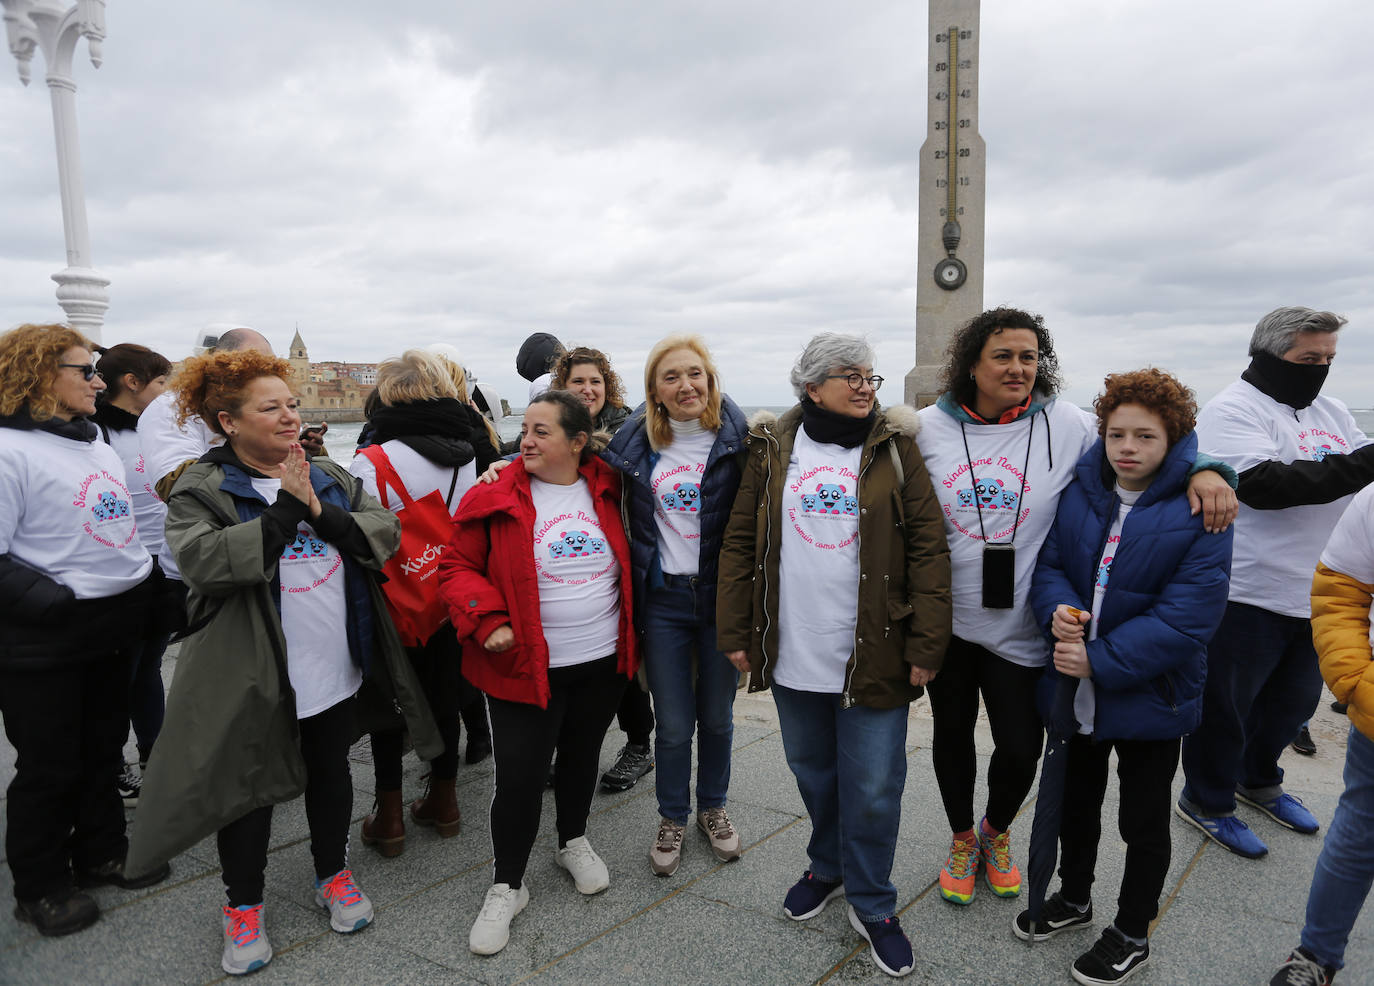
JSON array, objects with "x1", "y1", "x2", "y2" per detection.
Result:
[
  {"x1": 603, "y1": 397, "x2": 748, "y2": 626},
  {"x1": 1029, "y1": 431, "x2": 1233, "y2": 740}
]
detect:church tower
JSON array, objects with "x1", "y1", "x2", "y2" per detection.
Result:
[{"x1": 288, "y1": 327, "x2": 310, "y2": 388}]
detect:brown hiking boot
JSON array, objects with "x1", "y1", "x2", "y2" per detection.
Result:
[
  {"x1": 410, "y1": 776, "x2": 461, "y2": 837},
  {"x1": 361, "y1": 788, "x2": 406, "y2": 857}
]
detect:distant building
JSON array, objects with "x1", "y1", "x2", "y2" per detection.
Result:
[{"x1": 288, "y1": 329, "x2": 375, "y2": 421}]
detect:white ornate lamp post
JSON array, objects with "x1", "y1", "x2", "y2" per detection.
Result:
[{"x1": 3, "y1": 0, "x2": 109, "y2": 341}]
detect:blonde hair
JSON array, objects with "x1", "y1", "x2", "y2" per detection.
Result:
[
  {"x1": 0, "y1": 323, "x2": 96, "y2": 420},
  {"x1": 428, "y1": 349, "x2": 502, "y2": 450},
  {"x1": 376, "y1": 350, "x2": 459, "y2": 405},
  {"x1": 643, "y1": 334, "x2": 723, "y2": 450}
]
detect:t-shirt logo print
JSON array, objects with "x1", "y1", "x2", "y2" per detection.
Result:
[
  {"x1": 968, "y1": 477, "x2": 1017, "y2": 510},
  {"x1": 660, "y1": 481, "x2": 701, "y2": 512},
  {"x1": 1096, "y1": 555, "x2": 1113, "y2": 588},
  {"x1": 549, "y1": 530, "x2": 607, "y2": 560},
  {"x1": 283, "y1": 531, "x2": 328, "y2": 560},
  {"x1": 90, "y1": 490, "x2": 131, "y2": 521},
  {"x1": 803, "y1": 483, "x2": 858, "y2": 517}
]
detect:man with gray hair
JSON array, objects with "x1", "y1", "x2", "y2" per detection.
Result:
[{"x1": 1178, "y1": 307, "x2": 1374, "y2": 859}]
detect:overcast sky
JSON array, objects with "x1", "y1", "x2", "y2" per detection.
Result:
[{"x1": 3, "y1": 1, "x2": 1372, "y2": 410}]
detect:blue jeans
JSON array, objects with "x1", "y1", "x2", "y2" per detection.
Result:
[
  {"x1": 772, "y1": 683, "x2": 909, "y2": 922},
  {"x1": 1180, "y1": 601, "x2": 1323, "y2": 814},
  {"x1": 1301, "y1": 726, "x2": 1374, "y2": 970},
  {"x1": 641, "y1": 581, "x2": 739, "y2": 824}
]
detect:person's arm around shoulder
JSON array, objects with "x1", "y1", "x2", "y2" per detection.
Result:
[
  {"x1": 894, "y1": 431, "x2": 951, "y2": 688},
  {"x1": 717, "y1": 429, "x2": 768, "y2": 673}
]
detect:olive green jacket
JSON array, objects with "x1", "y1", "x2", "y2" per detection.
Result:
[
  {"x1": 716, "y1": 404, "x2": 952, "y2": 709},
  {"x1": 125, "y1": 456, "x2": 440, "y2": 877}
]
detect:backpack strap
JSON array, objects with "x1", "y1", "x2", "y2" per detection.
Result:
[{"x1": 887, "y1": 440, "x2": 903, "y2": 487}]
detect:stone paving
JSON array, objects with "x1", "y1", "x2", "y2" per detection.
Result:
[{"x1": 0, "y1": 648, "x2": 1369, "y2": 985}]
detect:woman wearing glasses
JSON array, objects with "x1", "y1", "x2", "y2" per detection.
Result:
[
  {"x1": 0, "y1": 325, "x2": 169, "y2": 937},
  {"x1": 717, "y1": 333, "x2": 951, "y2": 978}
]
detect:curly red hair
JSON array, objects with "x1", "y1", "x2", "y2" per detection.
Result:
[
  {"x1": 1093, "y1": 368, "x2": 1197, "y2": 445},
  {"x1": 172, "y1": 350, "x2": 294, "y2": 437},
  {"x1": 0, "y1": 323, "x2": 96, "y2": 421}
]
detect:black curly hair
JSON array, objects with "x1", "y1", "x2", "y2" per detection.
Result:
[{"x1": 937, "y1": 306, "x2": 1063, "y2": 409}]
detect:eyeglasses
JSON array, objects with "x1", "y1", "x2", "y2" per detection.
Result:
[
  {"x1": 824, "y1": 373, "x2": 884, "y2": 391},
  {"x1": 60, "y1": 363, "x2": 99, "y2": 381}
]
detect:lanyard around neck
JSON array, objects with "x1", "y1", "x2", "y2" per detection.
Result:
[{"x1": 958, "y1": 412, "x2": 1035, "y2": 546}]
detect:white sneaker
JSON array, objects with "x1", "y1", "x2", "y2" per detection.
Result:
[
  {"x1": 469, "y1": 882, "x2": 530, "y2": 955},
  {"x1": 555, "y1": 836, "x2": 610, "y2": 894},
  {"x1": 221, "y1": 903, "x2": 272, "y2": 976}
]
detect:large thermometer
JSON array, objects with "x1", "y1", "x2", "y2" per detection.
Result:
[{"x1": 933, "y1": 25, "x2": 971, "y2": 291}]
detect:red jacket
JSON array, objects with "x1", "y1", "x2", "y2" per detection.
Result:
[{"x1": 437, "y1": 456, "x2": 639, "y2": 708}]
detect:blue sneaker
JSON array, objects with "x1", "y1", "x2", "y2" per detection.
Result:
[
  {"x1": 783, "y1": 871, "x2": 844, "y2": 921},
  {"x1": 848, "y1": 906, "x2": 914, "y2": 978},
  {"x1": 1237, "y1": 791, "x2": 1320, "y2": 835},
  {"x1": 1175, "y1": 802, "x2": 1268, "y2": 858}
]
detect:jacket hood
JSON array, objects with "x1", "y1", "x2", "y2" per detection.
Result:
[
  {"x1": 516, "y1": 332, "x2": 563, "y2": 382},
  {"x1": 1074, "y1": 430, "x2": 1199, "y2": 511},
  {"x1": 934, "y1": 391, "x2": 1048, "y2": 424}
]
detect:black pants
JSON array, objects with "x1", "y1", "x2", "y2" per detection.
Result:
[
  {"x1": 487, "y1": 655, "x2": 624, "y2": 888},
  {"x1": 927, "y1": 636, "x2": 1045, "y2": 833},
  {"x1": 1, "y1": 654, "x2": 131, "y2": 901},
  {"x1": 370, "y1": 629, "x2": 462, "y2": 790},
  {"x1": 1058, "y1": 734, "x2": 1180, "y2": 941},
  {"x1": 218, "y1": 697, "x2": 357, "y2": 907},
  {"x1": 615, "y1": 677, "x2": 654, "y2": 747}
]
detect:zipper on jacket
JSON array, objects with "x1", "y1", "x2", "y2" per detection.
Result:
[
  {"x1": 842, "y1": 436, "x2": 882, "y2": 709},
  {"x1": 758, "y1": 429, "x2": 777, "y2": 687}
]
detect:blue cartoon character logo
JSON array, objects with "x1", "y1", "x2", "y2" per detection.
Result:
[
  {"x1": 662, "y1": 481, "x2": 700, "y2": 512},
  {"x1": 1095, "y1": 556, "x2": 1113, "y2": 588},
  {"x1": 814, "y1": 483, "x2": 847, "y2": 514},
  {"x1": 561, "y1": 530, "x2": 590, "y2": 556},
  {"x1": 90, "y1": 490, "x2": 131, "y2": 521},
  {"x1": 556, "y1": 530, "x2": 607, "y2": 558},
  {"x1": 283, "y1": 531, "x2": 327, "y2": 560},
  {"x1": 1313, "y1": 444, "x2": 1336, "y2": 461},
  {"x1": 1000, "y1": 489, "x2": 1020, "y2": 509},
  {"x1": 548, "y1": 540, "x2": 568, "y2": 559},
  {"x1": 974, "y1": 478, "x2": 1010, "y2": 509},
  {"x1": 800, "y1": 493, "x2": 819, "y2": 511},
  {"x1": 956, "y1": 488, "x2": 975, "y2": 507},
  {"x1": 588, "y1": 536, "x2": 607, "y2": 553},
  {"x1": 841, "y1": 494, "x2": 859, "y2": 516}
]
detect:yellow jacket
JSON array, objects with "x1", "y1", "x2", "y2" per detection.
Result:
[{"x1": 1312, "y1": 561, "x2": 1374, "y2": 741}]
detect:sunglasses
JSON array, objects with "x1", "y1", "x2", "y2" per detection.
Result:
[{"x1": 60, "y1": 363, "x2": 100, "y2": 381}]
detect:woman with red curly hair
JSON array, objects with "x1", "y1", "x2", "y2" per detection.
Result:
[
  {"x1": 1024, "y1": 369, "x2": 1234, "y2": 983},
  {"x1": 0, "y1": 324, "x2": 169, "y2": 938},
  {"x1": 123, "y1": 349, "x2": 439, "y2": 976}
]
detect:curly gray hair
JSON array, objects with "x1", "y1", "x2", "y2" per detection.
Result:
[{"x1": 790, "y1": 333, "x2": 876, "y2": 399}]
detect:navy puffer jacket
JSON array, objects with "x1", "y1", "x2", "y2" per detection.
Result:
[
  {"x1": 603, "y1": 397, "x2": 748, "y2": 626},
  {"x1": 1029, "y1": 431, "x2": 1233, "y2": 740}
]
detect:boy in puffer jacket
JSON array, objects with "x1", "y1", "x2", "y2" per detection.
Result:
[
  {"x1": 1024, "y1": 369, "x2": 1234, "y2": 986},
  {"x1": 1268, "y1": 489, "x2": 1374, "y2": 985}
]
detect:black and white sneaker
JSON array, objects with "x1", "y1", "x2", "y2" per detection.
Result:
[
  {"x1": 117, "y1": 761, "x2": 142, "y2": 807},
  {"x1": 1072, "y1": 926, "x2": 1149, "y2": 985},
  {"x1": 1013, "y1": 892, "x2": 1093, "y2": 942}
]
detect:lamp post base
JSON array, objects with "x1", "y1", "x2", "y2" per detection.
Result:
[{"x1": 52, "y1": 265, "x2": 109, "y2": 340}]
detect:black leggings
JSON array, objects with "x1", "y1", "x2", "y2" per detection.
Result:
[
  {"x1": 486, "y1": 656, "x2": 624, "y2": 888},
  {"x1": 927, "y1": 636, "x2": 1045, "y2": 833},
  {"x1": 370, "y1": 629, "x2": 462, "y2": 789},
  {"x1": 615, "y1": 677, "x2": 654, "y2": 747},
  {"x1": 1059, "y1": 735, "x2": 1180, "y2": 940},
  {"x1": 218, "y1": 696, "x2": 356, "y2": 906}
]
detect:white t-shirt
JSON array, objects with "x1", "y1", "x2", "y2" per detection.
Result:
[
  {"x1": 775, "y1": 429, "x2": 863, "y2": 693},
  {"x1": 1076, "y1": 485, "x2": 1141, "y2": 735},
  {"x1": 250, "y1": 477, "x2": 359, "y2": 719},
  {"x1": 348, "y1": 440, "x2": 476, "y2": 519},
  {"x1": 1319, "y1": 484, "x2": 1374, "y2": 652},
  {"x1": 530, "y1": 477, "x2": 621, "y2": 668},
  {"x1": 137, "y1": 390, "x2": 222, "y2": 579},
  {"x1": 0, "y1": 427, "x2": 153, "y2": 600},
  {"x1": 651, "y1": 419, "x2": 716, "y2": 576},
  {"x1": 917, "y1": 399, "x2": 1096, "y2": 667},
  {"x1": 100, "y1": 422, "x2": 167, "y2": 558},
  {"x1": 1198, "y1": 380, "x2": 1372, "y2": 618}
]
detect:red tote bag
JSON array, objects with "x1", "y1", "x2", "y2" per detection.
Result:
[{"x1": 357, "y1": 444, "x2": 458, "y2": 647}]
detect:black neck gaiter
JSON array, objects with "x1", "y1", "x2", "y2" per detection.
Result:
[
  {"x1": 1242, "y1": 351, "x2": 1329, "y2": 410},
  {"x1": 799, "y1": 396, "x2": 874, "y2": 448}
]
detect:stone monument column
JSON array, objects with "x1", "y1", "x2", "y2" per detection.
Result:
[
  {"x1": 905, "y1": 0, "x2": 985, "y2": 408},
  {"x1": 3, "y1": 0, "x2": 110, "y2": 341}
]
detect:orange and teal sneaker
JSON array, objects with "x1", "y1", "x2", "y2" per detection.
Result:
[
  {"x1": 979, "y1": 818, "x2": 1021, "y2": 898},
  {"x1": 938, "y1": 833, "x2": 979, "y2": 905}
]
